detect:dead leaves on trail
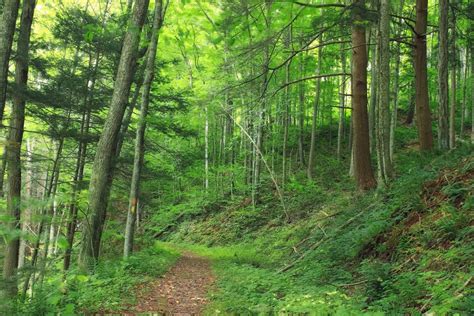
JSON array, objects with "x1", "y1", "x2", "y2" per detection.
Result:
[{"x1": 132, "y1": 252, "x2": 215, "y2": 315}]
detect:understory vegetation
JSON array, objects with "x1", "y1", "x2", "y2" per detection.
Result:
[{"x1": 160, "y1": 140, "x2": 473, "y2": 314}]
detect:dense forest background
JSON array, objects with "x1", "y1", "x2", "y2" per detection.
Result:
[{"x1": 0, "y1": 0, "x2": 473, "y2": 314}]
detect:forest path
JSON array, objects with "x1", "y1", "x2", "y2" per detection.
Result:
[{"x1": 131, "y1": 251, "x2": 215, "y2": 315}]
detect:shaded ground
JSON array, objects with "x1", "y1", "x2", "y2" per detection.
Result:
[{"x1": 132, "y1": 252, "x2": 215, "y2": 315}]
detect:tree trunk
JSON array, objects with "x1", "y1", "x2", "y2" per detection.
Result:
[
  {"x1": 459, "y1": 48, "x2": 468, "y2": 137},
  {"x1": 337, "y1": 44, "x2": 346, "y2": 160},
  {"x1": 79, "y1": 0, "x2": 150, "y2": 270},
  {"x1": 63, "y1": 111, "x2": 90, "y2": 271},
  {"x1": 414, "y1": 0, "x2": 433, "y2": 150},
  {"x1": 0, "y1": 0, "x2": 20, "y2": 124},
  {"x1": 252, "y1": 0, "x2": 271, "y2": 205},
  {"x1": 2, "y1": 0, "x2": 35, "y2": 302},
  {"x1": 124, "y1": 0, "x2": 163, "y2": 258},
  {"x1": 438, "y1": 0, "x2": 449, "y2": 149},
  {"x1": 376, "y1": 0, "x2": 393, "y2": 184},
  {"x1": 449, "y1": 7, "x2": 456, "y2": 149},
  {"x1": 205, "y1": 104, "x2": 209, "y2": 190},
  {"x1": 307, "y1": 44, "x2": 322, "y2": 180},
  {"x1": 297, "y1": 47, "x2": 305, "y2": 166},
  {"x1": 351, "y1": 0, "x2": 376, "y2": 190},
  {"x1": 390, "y1": 41, "x2": 401, "y2": 161},
  {"x1": 368, "y1": 29, "x2": 377, "y2": 154},
  {"x1": 282, "y1": 28, "x2": 291, "y2": 188},
  {"x1": 19, "y1": 138, "x2": 35, "y2": 269}
]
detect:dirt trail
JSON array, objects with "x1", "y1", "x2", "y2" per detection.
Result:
[{"x1": 132, "y1": 251, "x2": 215, "y2": 315}]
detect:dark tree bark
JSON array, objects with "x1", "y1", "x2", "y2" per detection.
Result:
[
  {"x1": 0, "y1": 0, "x2": 20, "y2": 124},
  {"x1": 351, "y1": 0, "x2": 376, "y2": 190},
  {"x1": 2, "y1": 0, "x2": 35, "y2": 301},
  {"x1": 79, "y1": 0, "x2": 150, "y2": 270},
  {"x1": 414, "y1": 0, "x2": 433, "y2": 150}
]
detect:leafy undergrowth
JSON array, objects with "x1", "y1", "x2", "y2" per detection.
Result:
[
  {"x1": 19, "y1": 242, "x2": 179, "y2": 315},
  {"x1": 157, "y1": 144, "x2": 474, "y2": 314}
]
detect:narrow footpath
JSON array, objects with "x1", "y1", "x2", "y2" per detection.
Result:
[{"x1": 132, "y1": 252, "x2": 215, "y2": 315}]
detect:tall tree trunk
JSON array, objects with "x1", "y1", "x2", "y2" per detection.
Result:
[
  {"x1": 3, "y1": 0, "x2": 36, "y2": 297},
  {"x1": 459, "y1": 48, "x2": 468, "y2": 136},
  {"x1": 438, "y1": 0, "x2": 449, "y2": 149},
  {"x1": 470, "y1": 18, "x2": 474, "y2": 143},
  {"x1": 390, "y1": 41, "x2": 401, "y2": 161},
  {"x1": 205, "y1": 104, "x2": 209, "y2": 190},
  {"x1": 337, "y1": 44, "x2": 347, "y2": 160},
  {"x1": 414, "y1": 0, "x2": 433, "y2": 150},
  {"x1": 376, "y1": 0, "x2": 393, "y2": 184},
  {"x1": 79, "y1": 0, "x2": 150, "y2": 270},
  {"x1": 19, "y1": 138, "x2": 34, "y2": 269},
  {"x1": 124, "y1": 0, "x2": 164, "y2": 258},
  {"x1": 368, "y1": 29, "x2": 377, "y2": 153},
  {"x1": 2, "y1": 0, "x2": 35, "y2": 301},
  {"x1": 307, "y1": 44, "x2": 322, "y2": 180},
  {"x1": 297, "y1": 47, "x2": 305, "y2": 166},
  {"x1": 0, "y1": 0, "x2": 20, "y2": 124},
  {"x1": 63, "y1": 110, "x2": 90, "y2": 271},
  {"x1": 351, "y1": 0, "x2": 376, "y2": 190},
  {"x1": 282, "y1": 30, "x2": 291, "y2": 187},
  {"x1": 252, "y1": 0, "x2": 271, "y2": 205},
  {"x1": 449, "y1": 7, "x2": 456, "y2": 149}
]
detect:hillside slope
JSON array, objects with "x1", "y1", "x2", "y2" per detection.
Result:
[{"x1": 150, "y1": 144, "x2": 473, "y2": 314}]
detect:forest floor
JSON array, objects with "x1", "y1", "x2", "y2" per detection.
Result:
[{"x1": 130, "y1": 251, "x2": 214, "y2": 315}]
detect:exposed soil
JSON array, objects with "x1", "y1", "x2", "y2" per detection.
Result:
[{"x1": 130, "y1": 252, "x2": 215, "y2": 315}]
